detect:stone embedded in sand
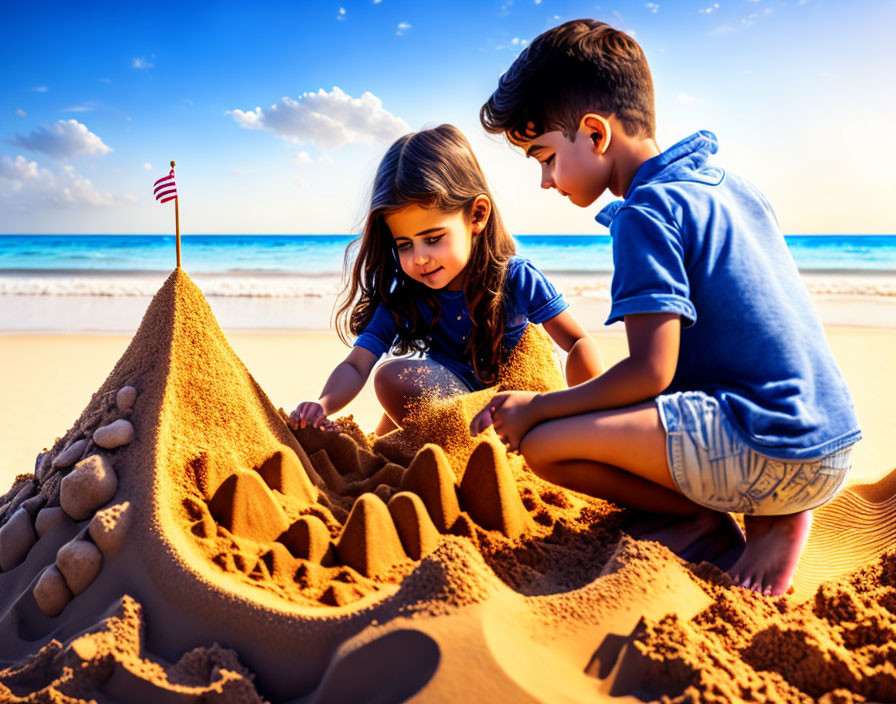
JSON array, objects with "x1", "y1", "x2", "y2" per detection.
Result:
[
  {"x1": 0, "y1": 508, "x2": 38, "y2": 571},
  {"x1": 208, "y1": 470, "x2": 290, "y2": 544},
  {"x1": 116, "y1": 385, "x2": 137, "y2": 411},
  {"x1": 35, "y1": 506, "x2": 73, "y2": 538},
  {"x1": 60, "y1": 454, "x2": 118, "y2": 521},
  {"x1": 88, "y1": 501, "x2": 132, "y2": 556},
  {"x1": 33, "y1": 564, "x2": 72, "y2": 617},
  {"x1": 52, "y1": 438, "x2": 88, "y2": 469},
  {"x1": 336, "y1": 493, "x2": 407, "y2": 578},
  {"x1": 459, "y1": 440, "x2": 530, "y2": 539},
  {"x1": 388, "y1": 492, "x2": 440, "y2": 561},
  {"x1": 55, "y1": 539, "x2": 103, "y2": 595},
  {"x1": 36, "y1": 452, "x2": 54, "y2": 482},
  {"x1": 257, "y1": 447, "x2": 316, "y2": 503},
  {"x1": 399, "y1": 444, "x2": 460, "y2": 533},
  {"x1": 93, "y1": 419, "x2": 134, "y2": 449},
  {"x1": 21, "y1": 494, "x2": 46, "y2": 516},
  {"x1": 278, "y1": 515, "x2": 332, "y2": 563}
]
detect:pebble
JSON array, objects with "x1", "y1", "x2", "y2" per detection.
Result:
[
  {"x1": 52, "y1": 439, "x2": 88, "y2": 469},
  {"x1": 115, "y1": 385, "x2": 137, "y2": 411},
  {"x1": 36, "y1": 506, "x2": 73, "y2": 537},
  {"x1": 88, "y1": 501, "x2": 131, "y2": 556},
  {"x1": 33, "y1": 565, "x2": 72, "y2": 617},
  {"x1": 0, "y1": 508, "x2": 38, "y2": 571},
  {"x1": 60, "y1": 454, "x2": 118, "y2": 521},
  {"x1": 56, "y1": 539, "x2": 103, "y2": 595},
  {"x1": 93, "y1": 419, "x2": 134, "y2": 449}
]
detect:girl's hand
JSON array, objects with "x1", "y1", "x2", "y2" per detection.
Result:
[
  {"x1": 289, "y1": 402, "x2": 331, "y2": 431},
  {"x1": 470, "y1": 391, "x2": 541, "y2": 452}
]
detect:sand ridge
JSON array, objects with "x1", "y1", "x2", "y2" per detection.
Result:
[{"x1": 1, "y1": 268, "x2": 895, "y2": 703}]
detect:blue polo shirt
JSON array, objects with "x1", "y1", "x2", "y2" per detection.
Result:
[
  {"x1": 354, "y1": 256, "x2": 568, "y2": 390},
  {"x1": 597, "y1": 131, "x2": 860, "y2": 460}
]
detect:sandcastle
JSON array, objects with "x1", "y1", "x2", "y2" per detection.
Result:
[{"x1": 1, "y1": 269, "x2": 896, "y2": 703}]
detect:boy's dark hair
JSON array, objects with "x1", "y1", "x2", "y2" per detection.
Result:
[{"x1": 480, "y1": 19, "x2": 655, "y2": 142}]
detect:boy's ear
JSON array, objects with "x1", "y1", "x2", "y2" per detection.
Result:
[{"x1": 579, "y1": 114, "x2": 612, "y2": 155}]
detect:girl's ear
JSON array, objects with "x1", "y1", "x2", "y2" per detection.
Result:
[{"x1": 470, "y1": 194, "x2": 492, "y2": 233}]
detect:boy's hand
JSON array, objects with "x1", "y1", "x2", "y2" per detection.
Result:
[
  {"x1": 469, "y1": 391, "x2": 541, "y2": 452},
  {"x1": 289, "y1": 402, "x2": 333, "y2": 431}
]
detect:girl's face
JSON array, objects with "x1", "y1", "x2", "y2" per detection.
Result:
[{"x1": 385, "y1": 198, "x2": 489, "y2": 291}]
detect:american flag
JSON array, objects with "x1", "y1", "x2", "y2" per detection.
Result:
[{"x1": 153, "y1": 168, "x2": 177, "y2": 203}]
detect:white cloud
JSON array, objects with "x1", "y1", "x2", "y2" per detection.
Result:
[
  {"x1": 318, "y1": 153, "x2": 335, "y2": 164},
  {"x1": 8, "y1": 119, "x2": 113, "y2": 159},
  {"x1": 373, "y1": 0, "x2": 383, "y2": 3},
  {"x1": 62, "y1": 105, "x2": 92, "y2": 113},
  {"x1": 337, "y1": 7, "x2": 346, "y2": 20},
  {"x1": 646, "y1": 3, "x2": 659, "y2": 13},
  {"x1": 396, "y1": 21, "x2": 411, "y2": 35},
  {"x1": 228, "y1": 87, "x2": 410, "y2": 151},
  {"x1": 15, "y1": 109, "x2": 26, "y2": 117},
  {"x1": 675, "y1": 92, "x2": 702, "y2": 104},
  {"x1": 699, "y1": 3, "x2": 720, "y2": 13},
  {"x1": 0, "y1": 155, "x2": 135, "y2": 208},
  {"x1": 534, "y1": 0, "x2": 542, "y2": 4},
  {"x1": 143, "y1": 162, "x2": 152, "y2": 170},
  {"x1": 292, "y1": 151, "x2": 313, "y2": 164},
  {"x1": 132, "y1": 57, "x2": 153, "y2": 69},
  {"x1": 30, "y1": 86, "x2": 48, "y2": 93}
]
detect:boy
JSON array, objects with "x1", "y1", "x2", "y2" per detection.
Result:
[{"x1": 471, "y1": 19, "x2": 860, "y2": 595}]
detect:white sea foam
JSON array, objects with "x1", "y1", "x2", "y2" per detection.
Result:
[{"x1": 1, "y1": 271, "x2": 891, "y2": 299}]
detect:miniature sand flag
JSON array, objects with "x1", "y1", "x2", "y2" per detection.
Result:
[{"x1": 154, "y1": 161, "x2": 181, "y2": 268}]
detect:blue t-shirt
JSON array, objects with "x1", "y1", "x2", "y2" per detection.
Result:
[
  {"x1": 353, "y1": 256, "x2": 568, "y2": 390},
  {"x1": 597, "y1": 131, "x2": 860, "y2": 460}
]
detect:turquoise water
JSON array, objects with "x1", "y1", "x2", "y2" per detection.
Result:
[{"x1": 1, "y1": 234, "x2": 895, "y2": 275}]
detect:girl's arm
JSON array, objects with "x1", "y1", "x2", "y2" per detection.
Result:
[
  {"x1": 289, "y1": 346, "x2": 379, "y2": 429},
  {"x1": 540, "y1": 309, "x2": 604, "y2": 386}
]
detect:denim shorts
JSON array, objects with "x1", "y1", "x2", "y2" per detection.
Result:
[{"x1": 656, "y1": 391, "x2": 853, "y2": 515}]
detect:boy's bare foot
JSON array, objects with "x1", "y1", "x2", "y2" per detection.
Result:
[{"x1": 727, "y1": 511, "x2": 813, "y2": 596}]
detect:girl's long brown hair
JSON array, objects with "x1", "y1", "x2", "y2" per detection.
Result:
[{"x1": 335, "y1": 124, "x2": 516, "y2": 386}]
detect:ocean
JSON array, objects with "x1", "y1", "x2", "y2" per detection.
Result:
[{"x1": 1, "y1": 235, "x2": 893, "y2": 332}]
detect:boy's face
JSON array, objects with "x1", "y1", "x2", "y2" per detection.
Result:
[{"x1": 513, "y1": 123, "x2": 612, "y2": 208}]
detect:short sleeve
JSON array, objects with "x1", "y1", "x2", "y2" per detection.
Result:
[
  {"x1": 505, "y1": 257, "x2": 569, "y2": 324},
  {"x1": 606, "y1": 205, "x2": 697, "y2": 327},
  {"x1": 353, "y1": 304, "x2": 398, "y2": 358}
]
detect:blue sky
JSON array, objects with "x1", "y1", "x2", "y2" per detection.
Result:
[{"x1": 2, "y1": 0, "x2": 894, "y2": 234}]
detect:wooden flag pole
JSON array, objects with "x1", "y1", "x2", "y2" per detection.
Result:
[{"x1": 172, "y1": 160, "x2": 181, "y2": 269}]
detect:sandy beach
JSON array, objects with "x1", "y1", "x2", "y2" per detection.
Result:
[
  {"x1": 1, "y1": 271, "x2": 895, "y2": 703},
  {"x1": 1, "y1": 323, "x2": 893, "y2": 491}
]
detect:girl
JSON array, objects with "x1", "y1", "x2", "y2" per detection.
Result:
[{"x1": 289, "y1": 124, "x2": 602, "y2": 436}]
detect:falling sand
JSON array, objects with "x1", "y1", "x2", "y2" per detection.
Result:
[{"x1": 1, "y1": 268, "x2": 896, "y2": 702}]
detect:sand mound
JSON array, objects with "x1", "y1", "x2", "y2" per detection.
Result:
[{"x1": 1, "y1": 268, "x2": 895, "y2": 703}]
